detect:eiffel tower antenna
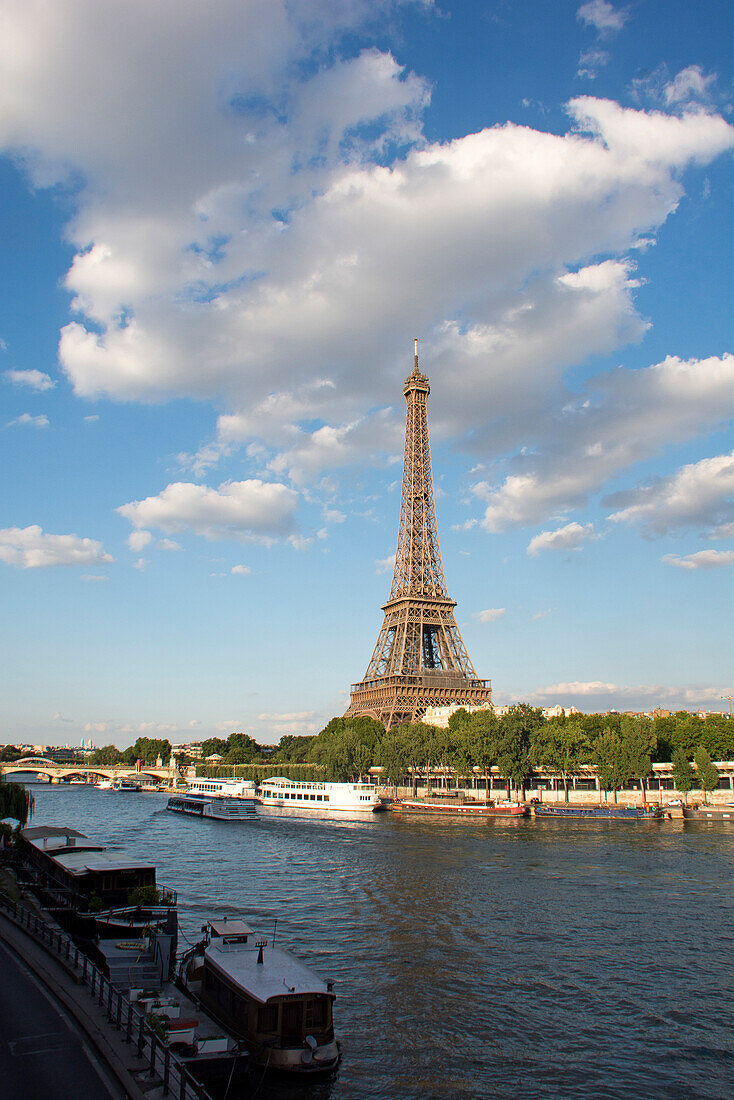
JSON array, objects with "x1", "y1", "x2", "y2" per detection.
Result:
[{"x1": 346, "y1": 343, "x2": 492, "y2": 729}]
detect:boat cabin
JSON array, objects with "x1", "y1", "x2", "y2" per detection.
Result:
[
  {"x1": 21, "y1": 825, "x2": 158, "y2": 909},
  {"x1": 199, "y1": 923, "x2": 335, "y2": 1054}
]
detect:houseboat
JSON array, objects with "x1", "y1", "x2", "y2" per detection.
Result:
[
  {"x1": 18, "y1": 825, "x2": 178, "y2": 967},
  {"x1": 682, "y1": 803, "x2": 734, "y2": 821},
  {"x1": 179, "y1": 918, "x2": 340, "y2": 1075},
  {"x1": 258, "y1": 777, "x2": 386, "y2": 812},
  {"x1": 167, "y1": 792, "x2": 257, "y2": 821},
  {"x1": 186, "y1": 777, "x2": 257, "y2": 799},
  {"x1": 531, "y1": 802, "x2": 661, "y2": 820},
  {"x1": 392, "y1": 797, "x2": 527, "y2": 818}
]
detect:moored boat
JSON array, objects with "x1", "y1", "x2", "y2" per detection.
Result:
[
  {"x1": 392, "y1": 797, "x2": 528, "y2": 817},
  {"x1": 531, "y1": 802, "x2": 661, "y2": 820},
  {"x1": 258, "y1": 776, "x2": 387, "y2": 812},
  {"x1": 167, "y1": 793, "x2": 257, "y2": 821},
  {"x1": 112, "y1": 778, "x2": 142, "y2": 791},
  {"x1": 179, "y1": 918, "x2": 340, "y2": 1075},
  {"x1": 682, "y1": 803, "x2": 734, "y2": 821},
  {"x1": 186, "y1": 777, "x2": 257, "y2": 799}
]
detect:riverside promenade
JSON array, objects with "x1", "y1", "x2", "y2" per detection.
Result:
[{"x1": 0, "y1": 888, "x2": 211, "y2": 1100}]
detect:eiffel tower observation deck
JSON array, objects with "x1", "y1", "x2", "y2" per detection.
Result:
[{"x1": 346, "y1": 342, "x2": 493, "y2": 730}]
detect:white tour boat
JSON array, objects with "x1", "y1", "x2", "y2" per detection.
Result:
[
  {"x1": 95, "y1": 778, "x2": 113, "y2": 789},
  {"x1": 257, "y1": 777, "x2": 387, "y2": 812},
  {"x1": 186, "y1": 777, "x2": 257, "y2": 799},
  {"x1": 179, "y1": 918, "x2": 340, "y2": 1075},
  {"x1": 167, "y1": 793, "x2": 257, "y2": 821}
]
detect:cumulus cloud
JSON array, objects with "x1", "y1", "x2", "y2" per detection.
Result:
[
  {"x1": 475, "y1": 355, "x2": 734, "y2": 531},
  {"x1": 527, "y1": 522, "x2": 597, "y2": 556},
  {"x1": 473, "y1": 608, "x2": 506, "y2": 623},
  {"x1": 536, "y1": 680, "x2": 617, "y2": 695},
  {"x1": 577, "y1": 1, "x2": 629, "y2": 35},
  {"x1": 0, "y1": 525, "x2": 113, "y2": 568},
  {"x1": 157, "y1": 538, "x2": 182, "y2": 551},
  {"x1": 117, "y1": 479, "x2": 298, "y2": 542},
  {"x1": 664, "y1": 65, "x2": 717, "y2": 106},
  {"x1": 577, "y1": 48, "x2": 610, "y2": 80},
  {"x1": 7, "y1": 413, "x2": 49, "y2": 428},
  {"x1": 4, "y1": 369, "x2": 56, "y2": 391},
  {"x1": 231, "y1": 564, "x2": 251, "y2": 576},
  {"x1": 375, "y1": 554, "x2": 396, "y2": 574},
  {"x1": 127, "y1": 529, "x2": 152, "y2": 552},
  {"x1": 663, "y1": 550, "x2": 734, "y2": 571},
  {"x1": 607, "y1": 449, "x2": 734, "y2": 535}
]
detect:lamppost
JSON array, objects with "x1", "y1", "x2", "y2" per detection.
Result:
[{"x1": 721, "y1": 695, "x2": 733, "y2": 718}]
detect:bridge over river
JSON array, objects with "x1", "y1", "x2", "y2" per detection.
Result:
[{"x1": 1, "y1": 758, "x2": 175, "y2": 785}]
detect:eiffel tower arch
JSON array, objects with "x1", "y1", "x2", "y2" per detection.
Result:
[{"x1": 345, "y1": 343, "x2": 493, "y2": 730}]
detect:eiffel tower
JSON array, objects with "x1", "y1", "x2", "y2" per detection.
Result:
[{"x1": 346, "y1": 342, "x2": 493, "y2": 729}]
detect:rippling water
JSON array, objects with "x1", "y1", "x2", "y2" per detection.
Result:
[{"x1": 22, "y1": 783, "x2": 734, "y2": 1099}]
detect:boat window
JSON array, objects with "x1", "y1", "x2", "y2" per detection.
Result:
[
  {"x1": 257, "y1": 1003, "x2": 278, "y2": 1032},
  {"x1": 305, "y1": 998, "x2": 327, "y2": 1028}
]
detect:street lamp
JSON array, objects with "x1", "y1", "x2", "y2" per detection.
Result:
[{"x1": 721, "y1": 695, "x2": 733, "y2": 718}]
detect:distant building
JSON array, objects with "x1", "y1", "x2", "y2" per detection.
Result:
[
  {"x1": 421, "y1": 703, "x2": 494, "y2": 729},
  {"x1": 541, "y1": 705, "x2": 580, "y2": 719}
]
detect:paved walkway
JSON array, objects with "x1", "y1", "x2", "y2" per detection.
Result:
[
  {"x1": 0, "y1": 908, "x2": 153, "y2": 1100},
  {"x1": 0, "y1": 936, "x2": 119, "y2": 1099}
]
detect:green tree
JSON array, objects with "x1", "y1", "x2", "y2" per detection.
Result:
[
  {"x1": 467, "y1": 709, "x2": 501, "y2": 802},
  {"x1": 272, "y1": 735, "x2": 314, "y2": 764},
  {"x1": 224, "y1": 733, "x2": 262, "y2": 764},
  {"x1": 694, "y1": 745, "x2": 719, "y2": 803},
  {"x1": 129, "y1": 737, "x2": 172, "y2": 764},
  {"x1": 592, "y1": 729, "x2": 627, "y2": 804},
  {"x1": 90, "y1": 744, "x2": 123, "y2": 765},
  {"x1": 308, "y1": 716, "x2": 384, "y2": 781},
  {"x1": 671, "y1": 748, "x2": 695, "y2": 804},
  {"x1": 378, "y1": 729, "x2": 409, "y2": 793},
  {"x1": 532, "y1": 718, "x2": 590, "y2": 802},
  {"x1": 0, "y1": 768, "x2": 34, "y2": 826},
  {"x1": 620, "y1": 717, "x2": 656, "y2": 802},
  {"x1": 497, "y1": 704, "x2": 543, "y2": 800},
  {"x1": 201, "y1": 737, "x2": 229, "y2": 760}
]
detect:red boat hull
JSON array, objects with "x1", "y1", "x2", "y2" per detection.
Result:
[{"x1": 392, "y1": 800, "x2": 527, "y2": 817}]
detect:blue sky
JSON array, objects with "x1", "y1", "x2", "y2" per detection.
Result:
[{"x1": 1, "y1": 0, "x2": 732, "y2": 747}]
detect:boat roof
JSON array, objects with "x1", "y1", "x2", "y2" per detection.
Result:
[
  {"x1": 205, "y1": 940, "x2": 332, "y2": 1004},
  {"x1": 209, "y1": 919, "x2": 254, "y2": 937},
  {"x1": 50, "y1": 849, "x2": 156, "y2": 876},
  {"x1": 23, "y1": 825, "x2": 87, "y2": 840}
]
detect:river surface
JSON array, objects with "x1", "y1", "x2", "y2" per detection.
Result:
[{"x1": 19, "y1": 783, "x2": 734, "y2": 1100}]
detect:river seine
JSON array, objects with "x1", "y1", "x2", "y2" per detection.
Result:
[{"x1": 22, "y1": 783, "x2": 734, "y2": 1099}]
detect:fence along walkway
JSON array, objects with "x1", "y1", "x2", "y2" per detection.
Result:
[{"x1": 0, "y1": 892, "x2": 214, "y2": 1100}]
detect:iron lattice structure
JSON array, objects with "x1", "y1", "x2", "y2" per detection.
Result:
[{"x1": 346, "y1": 344, "x2": 492, "y2": 729}]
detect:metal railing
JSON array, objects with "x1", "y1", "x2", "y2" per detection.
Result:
[{"x1": 0, "y1": 892, "x2": 213, "y2": 1100}]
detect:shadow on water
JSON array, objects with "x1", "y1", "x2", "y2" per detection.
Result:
[{"x1": 22, "y1": 784, "x2": 734, "y2": 1100}]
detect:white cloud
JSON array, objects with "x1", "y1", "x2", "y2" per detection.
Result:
[
  {"x1": 258, "y1": 711, "x2": 317, "y2": 722},
  {"x1": 577, "y1": 47, "x2": 610, "y2": 80},
  {"x1": 607, "y1": 449, "x2": 734, "y2": 535},
  {"x1": 231, "y1": 564, "x2": 251, "y2": 576},
  {"x1": 577, "y1": 1, "x2": 628, "y2": 35},
  {"x1": 132, "y1": 557, "x2": 146, "y2": 571},
  {"x1": 322, "y1": 507, "x2": 346, "y2": 524},
  {"x1": 0, "y1": 525, "x2": 113, "y2": 568},
  {"x1": 527, "y1": 522, "x2": 597, "y2": 556},
  {"x1": 7, "y1": 413, "x2": 49, "y2": 428},
  {"x1": 375, "y1": 553, "x2": 396, "y2": 574},
  {"x1": 662, "y1": 550, "x2": 734, "y2": 571},
  {"x1": 4, "y1": 369, "x2": 55, "y2": 391},
  {"x1": 476, "y1": 355, "x2": 734, "y2": 531},
  {"x1": 80, "y1": 573, "x2": 109, "y2": 583},
  {"x1": 117, "y1": 479, "x2": 298, "y2": 542},
  {"x1": 157, "y1": 538, "x2": 182, "y2": 551},
  {"x1": 664, "y1": 66, "x2": 716, "y2": 106},
  {"x1": 127, "y1": 529, "x2": 152, "y2": 553},
  {"x1": 536, "y1": 680, "x2": 618, "y2": 696},
  {"x1": 473, "y1": 608, "x2": 506, "y2": 623}
]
